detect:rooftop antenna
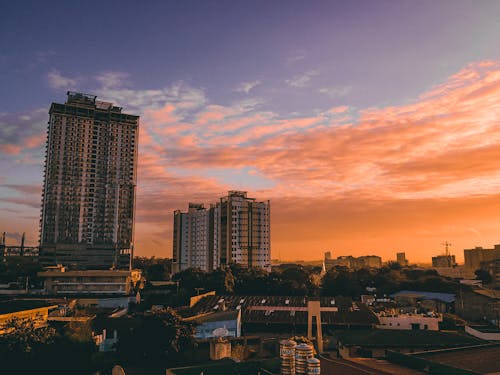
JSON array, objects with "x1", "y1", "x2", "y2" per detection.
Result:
[{"x1": 441, "y1": 241, "x2": 452, "y2": 256}]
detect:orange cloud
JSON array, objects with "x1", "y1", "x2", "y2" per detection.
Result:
[{"x1": 132, "y1": 60, "x2": 500, "y2": 262}]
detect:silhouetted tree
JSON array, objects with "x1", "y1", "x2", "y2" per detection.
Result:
[{"x1": 475, "y1": 269, "x2": 492, "y2": 284}]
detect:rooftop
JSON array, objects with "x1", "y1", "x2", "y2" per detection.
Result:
[
  {"x1": 335, "y1": 329, "x2": 485, "y2": 348},
  {"x1": 185, "y1": 310, "x2": 240, "y2": 324},
  {"x1": 0, "y1": 300, "x2": 58, "y2": 315},
  {"x1": 415, "y1": 344, "x2": 500, "y2": 374},
  {"x1": 391, "y1": 290, "x2": 455, "y2": 303},
  {"x1": 472, "y1": 288, "x2": 500, "y2": 300},
  {"x1": 180, "y1": 295, "x2": 379, "y2": 326}
]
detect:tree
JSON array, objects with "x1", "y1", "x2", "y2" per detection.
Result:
[
  {"x1": 116, "y1": 308, "x2": 195, "y2": 367},
  {"x1": 0, "y1": 317, "x2": 95, "y2": 374},
  {"x1": 475, "y1": 269, "x2": 492, "y2": 284}
]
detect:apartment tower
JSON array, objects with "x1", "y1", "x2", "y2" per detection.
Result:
[
  {"x1": 40, "y1": 92, "x2": 139, "y2": 269},
  {"x1": 173, "y1": 191, "x2": 271, "y2": 272}
]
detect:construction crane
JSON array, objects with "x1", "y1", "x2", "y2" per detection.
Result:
[{"x1": 441, "y1": 241, "x2": 452, "y2": 256}]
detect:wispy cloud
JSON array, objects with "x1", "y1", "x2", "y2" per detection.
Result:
[
  {"x1": 47, "y1": 70, "x2": 78, "y2": 89},
  {"x1": 3, "y1": 59, "x2": 500, "y2": 261},
  {"x1": 95, "y1": 71, "x2": 129, "y2": 89},
  {"x1": 285, "y1": 69, "x2": 319, "y2": 88},
  {"x1": 235, "y1": 80, "x2": 261, "y2": 94},
  {"x1": 286, "y1": 50, "x2": 307, "y2": 66},
  {"x1": 319, "y1": 85, "x2": 352, "y2": 98}
]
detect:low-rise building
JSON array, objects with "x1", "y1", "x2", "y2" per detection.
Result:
[
  {"x1": 376, "y1": 312, "x2": 442, "y2": 331},
  {"x1": 391, "y1": 290, "x2": 455, "y2": 313},
  {"x1": 455, "y1": 288, "x2": 500, "y2": 326},
  {"x1": 38, "y1": 267, "x2": 142, "y2": 295},
  {"x1": 185, "y1": 309, "x2": 241, "y2": 339}
]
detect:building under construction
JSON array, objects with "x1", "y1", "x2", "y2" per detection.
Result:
[
  {"x1": 39, "y1": 92, "x2": 139, "y2": 270},
  {"x1": 0, "y1": 232, "x2": 39, "y2": 257}
]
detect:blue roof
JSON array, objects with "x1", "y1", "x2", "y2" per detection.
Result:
[{"x1": 391, "y1": 290, "x2": 455, "y2": 303}]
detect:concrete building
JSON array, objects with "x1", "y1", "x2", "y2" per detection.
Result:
[
  {"x1": 173, "y1": 191, "x2": 271, "y2": 272},
  {"x1": 38, "y1": 266, "x2": 142, "y2": 295},
  {"x1": 173, "y1": 203, "x2": 212, "y2": 272},
  {"x1": 376, "y1": 312, "x2": 442, "y2": 331},
  {"x1": 396, "y1": 252, "x2": 408, "y2": 267},
  {"x1": 464, "y1": 245, "x2": 500, "y2": 271},
  {"x1": 40, "y1": 92, "x2": 139, "y2": 270},
  {"x1": 186, "y1": 310, "x2": 241, "y2": 339},
  {"x1": 324, "y1": 254, "x2": 382, "y2": 270},
  {"x1": 431, "y1": 254, "x2": 456, "y2": 268}
]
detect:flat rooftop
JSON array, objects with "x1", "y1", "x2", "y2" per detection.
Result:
[
  {"x1": 416, "y1": 344, "x2": 500, "y2": 374},
  {"x1": 0, "y1": 300, "x2": 58, "y2": 315},
  {"x1": 335, "y1": 329, "x2": 485, "y2": 348}
]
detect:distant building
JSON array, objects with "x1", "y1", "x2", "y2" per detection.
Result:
[
  {"x1": 40, "y1": 92, "x2": 139, "y2": 270},
  {"x1": 432, "y1": 254, "x2": 456, "y2": 268},
  {"x1": 173, "y1": 203, "x2": 212, "y2": 272},
  {"x1": 464, "y1": 245, "x2": 500, "y2": 270},
  {"x1": 173, "y1": 191, "x2": 271, "y2": 272},
  {"x1": 324, "y1": 255, "x2": 382, "y2": 270},
  {"x1": 464, "y1": 245, "x2": 500, "y2": 286},
  {"x1": 396, "y1": 252, "x2": 408, "y2": 267},
  {"x1": 38, "y1": 267, "x2": 142, "y2": 295},
  {"x1": 324, "y1": 251, "x2": 332, "y2": 260}
]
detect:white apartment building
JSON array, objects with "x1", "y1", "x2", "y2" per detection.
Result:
[{"x1": 173, "y1": 191, "x2": 271, "y2": 272}]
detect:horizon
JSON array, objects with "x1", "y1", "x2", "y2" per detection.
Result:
[{"x1": 1, "y1": 1, "x2": 500, "y2": 263}]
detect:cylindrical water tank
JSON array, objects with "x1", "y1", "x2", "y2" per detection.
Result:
[
  {"x1": 307, "y1": 357, "x2": 320, "y2": 374},
  {"x1": 295, "y1": 343, "x2": 314, "y2": 375},
  {"x1": 280, "y1": 340, "x2": 297, "y2": 375}
]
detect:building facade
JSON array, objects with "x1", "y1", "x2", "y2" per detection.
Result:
[
  {"x1": 173, "y1": 191, "x2": 271, "y2": 272},
  {"x1": 173, "y1": 203, "x2": 212, "y2": 272},
  {"x1": 396, "y1": 252, "x2": 409, "y2": 267},
  {"x1": 324, "y1": 254, "x2": 382, "y2": 270},
  {"x1": 40, "y1": 92, "x2": 139, "y2": 269},
  {"x1": 464, "y1": 245, "x2": 500, "y2": 271},
  {"x1": 38, "y1": 267, "x2": 142, "y2": 295},
  {"x1": 432, "y1": 255, "x2": 456, "y2": 268}
]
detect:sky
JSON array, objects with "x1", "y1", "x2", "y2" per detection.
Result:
[{"x1": 1, "y1": 0, "x2": 500, "y2": 263}]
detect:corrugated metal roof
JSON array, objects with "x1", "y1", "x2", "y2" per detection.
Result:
[{"x1": 391, "y1": 290, "x2": 455, "y2": 303}]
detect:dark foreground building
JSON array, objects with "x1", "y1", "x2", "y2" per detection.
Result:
[{"x1": 40, "y1": 92, "x2": 139, "y2": 269}]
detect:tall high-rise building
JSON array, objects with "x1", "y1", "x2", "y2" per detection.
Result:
[
  {"x1": 173, "y1": 191, "x2": 271, "y2": 272},
  {"x1": 40, "y1": 92, "x2": 139, "y2": 269},
  {"x1": 173, "y1": 203, "x2": 212, "y2": 272}
]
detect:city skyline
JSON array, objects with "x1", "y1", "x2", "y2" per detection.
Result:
[{"x1": 1, "y1": 1, "x2": 500, "y2": 262}]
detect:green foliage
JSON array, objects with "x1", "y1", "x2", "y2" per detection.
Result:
[
  {"x1": 133, "y1": 256, "x2": 172, "y2": 280},
  {"x1": 0, "y1": 317, "x2": 96, "y2": 375},
  {"x1": 116, "y1": 307, "x2": 195, "y2": 367},
  {"x1": 0, "y1": 257, "x2": 43, "y2": 286}
]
